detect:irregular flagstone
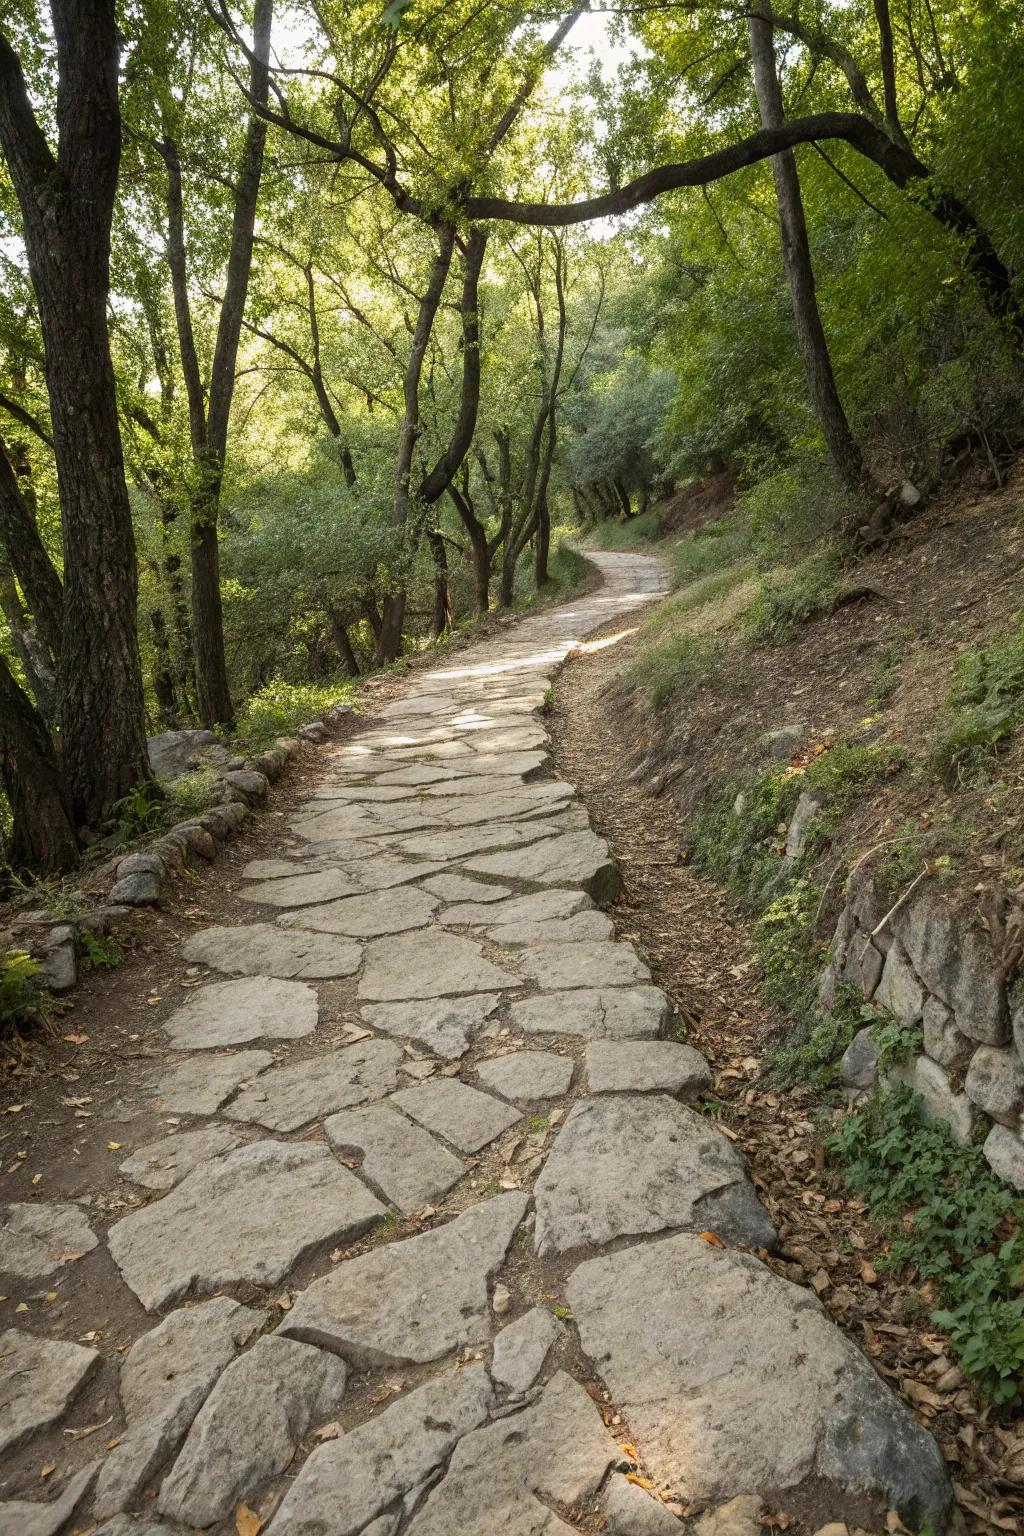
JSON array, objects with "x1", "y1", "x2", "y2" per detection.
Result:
[
  {"x1": 513, "y1": 939, "x2": 649, "y2": 990},
  {"x1": 267, "y1": 1365, "x2": 493, "y2": 1536},
  {"x1": 390, "y1": 1078, "x2": 521, "y2": 1152},
  {"x1": 162, "y1": 977, "x2": 318, "y2": 1049},
  {"x1": 240, "y1": 856, "x2": 331, "y2": 880},
  {"x1": 150, "y1": 1049, "x2": 273, "y2": 1115},
  {"x1": 475, "y1": 1050, "x2": 574, "y2": 1102},
  {"x1": 308, "y1": 783, "x2": 418, "y2": 801},
  {"x1": 341, "y1": 853, "x2": 449, "y2": 892},
  {"x1": 533, "y1": 1094, "x2": 775, "y2": 1256},
  {"x1": 485, "y1": 910, "x2": 614, "y2": 944},
  {"x1": 465, "y1": 724, "x2": 548, "y2": 753},
  {"x1": 240, "y1": 868, "x2": 361, "y2": 906},
  {"x1": 0, "y1": 1201, "x2": 98, "y2": 1288},
  {"x1": 325, "y1": 1105, "x2": 466, "y2": 1211},
  {"x1": 424, "y1": 773, "x2": 545, "y2": 798},
  {"x1": 407, "y1": 1371, "x2": 616, "y2": 1536},
  {"x1": 388, "y1": 820, "x2": 558, "y2": 861},
  {"x1": 0, "y1": 1461, "x2": 99, "y2": 1536},
  {"x1": 420, "y1": 872, "x2": 512, "y2": 902},
  {"x1": 604, "y1": 1475, "x2": 683, "y2": 1535},
  {"x1": 586, "y1": 1039, "x2": 713, "y2": 1100},
  {"x1": 278, "y1": 884, "x2": 437, "y2": 937},
  {"x1": 511, "y1": 986, "x2": 672, "y2": 1041},
  {"x1": 490, "y1": 1307, "x2": 562, "y2": 1395},
  {"x1": 224, "y1": 1039, "x2": 403, "y2": 1132},
  {"x1": 280, "y1": 1194, "x2": 527, "y2": 1367},
  {"x1": 464, "y1": 830, "x2": 621, "y2": 902},
  {"x1": 118, "y1": 1125, "x2": 242, "y2": 1191},
  {"x1": 157, "y1": 1336, "x2": 348, "y2": 1527},
  {"x1": 360, "y1": 930, "x2": 518, "y2": 1001},
  {"x1": 441, "y1": 887, "x2": 593, "y2": 927},
  {"x1": 183, "y1": 923, "x2": 361, "y2": 979},
  {"x1": 108, "y1": 1141, "x2": 385, "y2": 1310},
  {"x1": 93, "y1": 1297, "x2": 261, "y2": 1519},
  {"x1": 0, "y1": 1330, "x2": 99, "y2": 1457},
  {"x1": 362, "y1": 994, "x2": 500, "y2": 1058},
  {"x1": 567, "y1": 1235, "x2": 954, "y2": 1531},
  {"x1": 460, "y1": 750, "x2": 549, "y2": 778},
  {"x1": 434, "y1": 787, "x2": 572, "y2": 828},
  {"x1": 290, "y1": 802, "x2": 441, "y2": 842},
  {"x1": 375, "y1": 763, "x2": 464, "y2": 786}
]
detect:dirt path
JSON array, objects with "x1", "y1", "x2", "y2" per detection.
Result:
[{"x1": 0, "y1": 553, "x2": 953, "y2": 1536}]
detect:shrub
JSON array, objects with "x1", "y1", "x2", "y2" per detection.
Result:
[
  {"x1": 742, "y1": 549, "x2": 850, "y2": 643},
  {"x1": 642, "y1": 561, "x2": 754, "y2": 639},
  {"x1": 669, "y1": 518, "x2": 752, "y2": 587},
  {"x1": 0, "y1": 949, "x2": 47, "y2": 1036},
  {"x1": 829, "y1": 1083, "x2": 1024, "y2": 1408},
  {"x1": 929, "y1": 616, "x2": 1024, "y2": 779},
  {"x1": 741, "y1": 458, "x2": 859, "y2": 564},
  {"x1": 586, "y1": 509, "x2": 659, "y2": 550},
  {"x1": 627, "y1": 631, "x2": 727, "y2": 708},
  {"x1": 232, "y1": 678, "x2": 356, "y2": 750}
]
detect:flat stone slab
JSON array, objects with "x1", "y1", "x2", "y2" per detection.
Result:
[
  {"x1": 421, "y1": 872, "x2": 512, "y2": 902},
  {"x1": 585, "y1": 1039, "x2": 713, "y2": 1100},
  {"x1": 511, "y1": 987, "x2": 672, "y2": 1040},
  {"x1": 533, "y1": 1094, "x2": 774, "y2": 1256},
  {"x1": 150, "y1": 1049, "x2": 273, "y2": 1115},
  {"x1": 391, "y1": 1078, "x2": 521, "y2": 1152},
  {"x1": 476, "y1": 1050, "x2": 574, "y2": 1102},
  {"x1": 360, "y1": 930, "x2": 517, "y2": 1001},
  {"x1": 325, "y1": 1105, "x2": 465, "y2": 1211},
  {"x1": 442, "y1": 888, "x2": 592, "y2": 927},
  {"x1": 242, "y1": 868, "x2": 363, "y2": 906},
  {"x1": 362, "y1": 995, "x2": 500, "y2": 1058},
  {"x1": 93, "y1": 1296, "x2": 261, "y2": 1519},
  {"x1": 388, "y1": 820, "x2": 559, "y2": 863},
  {"x1": 604, "y1": 1476, "x2": 682, "y2": 1535},
  {"x1": 162, "y1": 977, "x2": 318, "y2": 1048},
  {"x1": 409, "y1": 1371, "x2": 616, "y2": 1536},
  {"x1": 108, "y1": 1141, "x2": 385, "y2": 1310},
  {"x1": 119, "y1": 1126, "x2": 242, "y2": 1191},
  {"x1": 0, "y1": 1461, "x2": 99, "y2": 1536},
  {"x1": 487, "y1": 911, "x2": 614, "y2": 944},
  {"x1": 0, "y1": 1201, "x2": 98, "y2": 1288},
  {"x1": 268, "y1": 1365, "x2": 493, "y2": 1536},
  {"x1": 279, "y1": 884, "x2": 437, "y2": 937},
  {"x1": 513, "y1": 940, "x2": 649, "y2": 990},
  {"x1": 464, "y1": 831, "x2": 620, "y2": 902},
  {"x1": 376, "y1": 764, "x2": 464, "y2": 786},
  {"x1": 224, "y1": 1038, "x2": 403, "y2": 1131},
  {"x1": 281, "y1": 1193, "x2": 526, "y2": 1367},
  {"x1": 157, "y1": 1336, "x2": 348, "y2": 1527},
  {"x1": 490, "y1": 1306, "x2": 562, "y2": 1395},
  {"x1": 568, "y1": 1235, "x2": 953, "y2": 1531},
  {"x1": 183, "y1": 923, "x2": 361, "y2": 979},
  {"x1": 0, "y1": 1329, "x2": 99, "y2": 1457}
]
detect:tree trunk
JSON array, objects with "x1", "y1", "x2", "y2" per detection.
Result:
[
  {"x1": 0, "y1": 562, "x2": 57, "y2": 721},
  {"x1": 0, "y1": 2, "x2": 151, "y2": 830},
  {"x1": 0, "y1": 437, "x2": 63, "y2": 664},
  {"x1": 534, "y1": 496, "x2": 551, "y2": 586},
  {"x1": 150, "y1": 606, "x2": 179, "y2": 728},
  {"x1": 425, "y1": 529, "x2": 452, "y2": 638},
  {"x1": 448, "y1": 484, "x2": 490, "y2": 613},
  {"x1": 328, "y1": 609, "x2": 361, "y2": 677},
  {"x1": 748, "y1": 12, "x2": 866, "y2": 493},
  {"x1": 0, "y1": 655, "x2": 78, "y2": 874}
]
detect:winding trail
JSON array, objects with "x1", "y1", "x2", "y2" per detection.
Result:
[{"x1": 1, "y1": 553, "x2": 953, "y2": 1536}]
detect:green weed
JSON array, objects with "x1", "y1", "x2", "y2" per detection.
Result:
[
  {"x1": 0, "y1": 949, "x2": 47, "y2": 1034},
  {"x1": 929, "y1": 615, "x2": 1024, "y2": 779},
  {"x1": 669, "y1": 518, "x2": 752, "y2": 588},
  {"x1": 829, "y1": 1084, "x2": 1024, "y2": 1408},
  {"x1": 742, "y1": 549, "x2": 850, "y2": 643},
  {"x1": 586, "y1": 509, "x2": 659, "y2": 551},
  {"x1": 79, "y1": 930, "x2": 122, "y2": 971},
  {"x1": 232, "y1": 678, "x2": 356, "y2": 750},
  {"x1": 627, "y1": 631, "x2": 728, "y2": 709}
]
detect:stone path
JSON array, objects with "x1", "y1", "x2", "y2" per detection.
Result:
[{"x1": 0, "y1": 553, "x2": 954, "y2": 1536}]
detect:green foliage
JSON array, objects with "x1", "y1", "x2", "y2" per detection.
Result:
[
  {"x1": 742, "y1": 550, "x2": 850, "y2": 643},
  {"x1": 769, "y1": 981, "x2": 865, "y2": 1089},
  {"x1": 79, "y1": 930, "x2": 122, "y2": 971},
  {"x1": 642, "y1": 561, "x2": 753, "y2": 638},
  {"x1": 231, "y1": 679, "x2": 356, "y2": 751},
  {"x1": 0, "y1": 949, "x2": 47, "y2": 1034},
  {"x1": 929, "y1": 617, "x2": 1024, "y2": 779},
  {"x1": 627, "y1": 631, "x2": 727, "y2": 709},
  {"x1": 740, "y1": 459, "x2": 858, "y2": 565},
  {"x1": 586, "y1": 509, "x2": 660, "y2": 551},
  {"x1": 752, "y1": 877, "x2": 825, "y2": 1025},
  {"x1": 829, "y1": 1085, "x2": 1024, "y2": 1408},
  {"x1": 689, "y1": 768, "x2": 802, "y2": 910},
  {"x1": 668, "y1": 519, "x2": 752, "y2": 588},
  {"x1": 109, "y1": 780, "x2": 167, "y2": 846},
  {"x1": 871, "y1": 1013, "x2": 923, "y2": 1072}
]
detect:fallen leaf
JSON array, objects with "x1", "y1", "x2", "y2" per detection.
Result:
[
  {"x1": 313, "y1": 1421, "x2": 342, "y2": 1441},
  {"x1": 63, "y1": 1033, "x2": 89, "y2": 1045},
  {"x1": 625, "y1": 1472, "x2": 655, "y2": 1489},
  {"x1": 5, "y1": 1104, "x2": 24, "y2": 1114},
  {"x1": 106, "y1": 1141, "x2": 123, "y2": 1152},
  {"x1": 618, "y1": 1442, "x2": 638, "y2": 1459},
  {"x1": 236, "y1": 1506, "x2": 263, "y2": 1536},
  {"x1": 860, "y1": 1260, "x2": 878, "y2": 1285},
  {"x1": 698, "y1": 1231, "x2": 725, "y2": 1248},
  {"x1": 104, "y1": 1437, "x2": 120, "y2": 1451},
  {"x1": 55, "y1": 1251, "x2": 84, "y2": 1263},
  {"x1": 40, "y1": 1463, "x2": 56, "y2": 1479},
  {"x1": 64, "y1": 1416, "x2": 113, "y2": 1440}
]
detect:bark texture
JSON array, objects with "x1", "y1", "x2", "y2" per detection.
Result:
[
  {"x1": 0, "y1": 655, "x2": 78, "y2": 873},
  {"x1": 0, "y1": 0, "x2": 150, "y2": 829}
]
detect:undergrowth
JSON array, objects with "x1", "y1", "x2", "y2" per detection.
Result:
[
  {"x1": 231, "y1": 678, "x2": 356, "y2": 750},
  {"x1": 929, "y1": 614, "x2": 1024, "y2": 780},
  {"x1": 829, "y1": 1084, "x2": 1024, "y2": 1409},
  {"x1": 742, "y1": 548, "x2": 850, "y2": 643},
  {"x1": 627, "y1": 631, "x2": 727, "y2": 708},
  {"x1": 0, "y1": 949, "x2": 47, "y2": 1037}
]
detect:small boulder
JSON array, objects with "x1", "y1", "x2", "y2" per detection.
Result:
[
  {"x1": 221, "y1": 769, "x2": 269, "y2": 805},
  {"x1": 761, "y1": 725, "x2": 803, "y2": 762},
  {"x1": 840, "y1": 1027, "x2": 878, "y2": 1096},
  {"x1": 298, "y1": 721, "x2": 330, "y2": 743},
  {"x1": 964, "y1": 1043, "x2": 1024, "y2": 1125},
  {"x1": 147, "y1": 729, "x2": 216, "y2": 781},
  {"x1": 983, "y1": 1124, "x2": 1024, "y2": 1191},
  {"x1": 110, "y1": 870, "x2": 162, "y2": 906}
]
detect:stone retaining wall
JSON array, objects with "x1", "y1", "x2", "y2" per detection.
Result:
[{"x1": 822, "y1": 860, "x2": 1024, "y2": 1189}]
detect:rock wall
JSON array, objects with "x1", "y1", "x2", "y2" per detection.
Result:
[{"x1": 823, "y1": 862, "x2": 1024, "y2": 1189}]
